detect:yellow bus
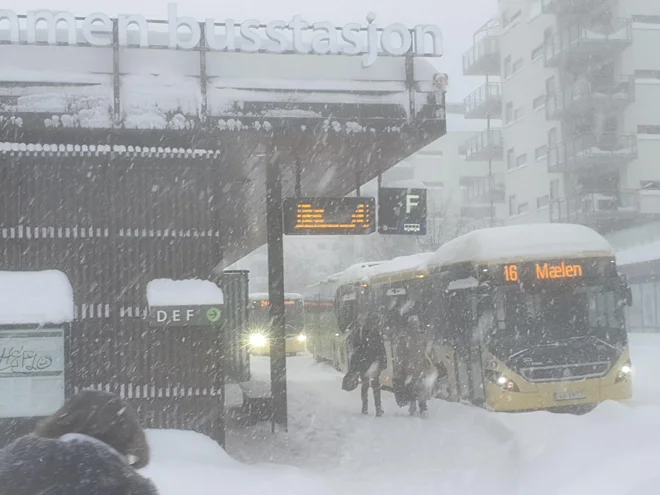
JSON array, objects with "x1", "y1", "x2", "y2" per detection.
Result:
[
  {"x1": 246, "y1": 293, "x2": 308, "y2": 356},
  {"x1": 309, "y1": 223, "x2": 634, "y2": 413}
]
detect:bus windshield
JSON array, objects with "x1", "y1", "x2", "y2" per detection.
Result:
[
  {"x1": 486, "y1": 283, "x2": 627, "y2": 353},
  {"x1": 250, "y1": 300, "x2": 305, "y2": 336}
]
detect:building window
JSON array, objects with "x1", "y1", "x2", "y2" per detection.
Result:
[
  {"x1": 550, "y1": 179, "x2": 560, "y2": 200},
  {"x1": 641, "y1": 181, "x2": 660, "y2": 190},
  {"x1": 638, "y1": 125, "x2": 660, "y2": 135},
  {"x1": 503, "y1": 55, "x2": 512, "y2": 78},
  {"x1": 544, "y1": 27, "x2": 553, "y2": 42},
  {"x1": 537, "y1": 195, "x2": 549, "y2": 209},
  {"x1": 533, "y1": 95, "x2": 545, "y2": 110},
  {"x1": 535, "y1": 145, "x2": 548, "y2": 160},
  {"x1": 513, "y1": 58, "x2": 523, "y2": 74},
  {"x1": 548, "y1": 127, "x2": 558, "y2": 147},
  {"x1": 507, "y1": 148, "x2": 515, "y2": 170},
  {"x1": 531, "y1": 44, "x2": 543, "y2": 61},
  {"x1": 545, "y1": 75, "x2": 556, "y2": 95},
  {"x1": 635, "y1": 70, "x2": 660, "y2": 79},
  {"x1": 517, "y1": 202, "x2": 529, "y2": 215},
  {"x1": 516, "y1": 154, "x2": 527, "y2": 167},
  {"x1": 632, "y1": 15, "x2": 660, "y2": 24},
  {"x1": 505, "y1": 102, "x2": 514, "y2": 123},
  {"x1": 514, "y1": 107, "x2": 524, "y2": 121},
  {"x1": 508, "y1": 195, "x2": 517, "y2": 216}
]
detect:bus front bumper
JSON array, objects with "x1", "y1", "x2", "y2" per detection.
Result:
[{"x1": 248, "y1": 334, "x2": 307, "y2": 356}]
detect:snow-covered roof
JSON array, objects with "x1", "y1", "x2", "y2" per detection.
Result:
[
  {"x1": 616, "y1": 240, "x2": 660, "y2": 266},
  {"x1": 425, "y1": 223, "x2": 614, "y2": 269},
  {"x1": 363, "y1": 253, "x2": 434, "y2": 283},
  {"x1": 334, "y1": 261, "x2": 387, "y2": 286},
  {"x1": 146, "y1": 279, "x2": 224, "y2": 307},
  {"x1": 0, "y1": 270, "x2": 74, "y2": 325},
  {"x1": 249, "y1": 292, "x2": 303, "y2": 300}
]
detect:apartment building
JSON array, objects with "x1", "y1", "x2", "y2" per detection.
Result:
[{"x1": 463, "y1": 0, "x2": 660, "y2": 235}]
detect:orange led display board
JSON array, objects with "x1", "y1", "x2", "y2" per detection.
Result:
[
  {"x1": 503, "y1": 261, "x2": 585, "y2": 282},
  {"x1": 283, "y1": 197, "x2": 376, "y2": 235}
]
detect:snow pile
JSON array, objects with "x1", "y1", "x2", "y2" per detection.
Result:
[
  {"x1": 426, "y1": 223, "x2": 614, "y2": 268},
  {"x1": 0, "y1": 270, "x2": 74, "y2": 324},
  {"x1": 146, "y1": 279, "x2": 224, "y2": 307},
  {"x1": 332, "y1": 261, "x2": 387, "y2": 286},
  {"x1": 363, "y1": 252, "x2": 433, "y2": 282},
  {"x1": 616, "y1": 240, "x2": 660, "y2": 266}
]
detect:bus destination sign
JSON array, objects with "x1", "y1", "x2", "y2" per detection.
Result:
[
  {"x1": 488, "y1": 258, "x2": 617, "y2": 286},
  {"x1": 283, "y1": 197, "x2": 376, "y2": 235}
]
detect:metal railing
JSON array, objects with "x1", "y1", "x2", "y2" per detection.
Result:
[
  {"x1": 546, "y1": 75, "x2": 634, "y2": 118},
  {"x1": 464, "y1": 82, "x2": 501, "y2": 116},
  {"x1": 463, "y1": 128, "x2": 503, "y2": 159},
  {"x1": 462, "y1": 36, "x2": 500, "y2": 74},
  {"x1": 550, "y1": 190, "x2": 641, "y2": 222},
  {"x1": 547, "y1": 133, "x2": 638, "y2": 172},
  {"x1": 544, "y1": 18, "x2": 633, "y2": 65}
]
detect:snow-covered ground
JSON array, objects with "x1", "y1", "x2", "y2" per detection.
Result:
[{"x1": 142, "y1": 333, "x2": 660, "y2": 494}]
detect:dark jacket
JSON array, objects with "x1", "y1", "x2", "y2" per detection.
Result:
[
  {"x1": 349, "y1": 316, "x2": 388, "y2": 378},
  {"x1": 0, "y1": 433, "x2": 158, "y2": 495},
  {"x1": 393, "y1": 316, "x2": 435, "y2": 406}
]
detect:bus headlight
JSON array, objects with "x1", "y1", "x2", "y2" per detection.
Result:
[
  {"x1": 616, "y1": 361, "x2": 632, "y2": 383},
  {"x1": 296, "y1": 334, "x2": 307, "y2": 342},
  {"x1": 249, "y1": 333, "x2": 268, "y2": 348},
  {"x1": 485, "y1": 369, "x2": 520, "y2": 393}
]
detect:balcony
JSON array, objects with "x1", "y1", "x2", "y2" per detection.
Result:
[
  {"x1": 547, "y1": 134, "x2": 637, "y2": 174},
  {"x1": 463, "y1": 36, "x2": 500, "y2": 76},
  {"x1": 544, "y1": 19, "x2": 632, "y2": 68},
  {"x1": 464, "y1": 83, "x2": 502, "y2": 120},
  {"x1": 460, "y1": 174, "x2": 506, "y2": 205},
  {"x1": 550, "y1": 191, "x2": 660, "y2": 232},
  {"x1": 545, "y1": 75, "x2": 635, "y2": 120},
  {"x1": 541, "y1": 0, "x2": 614, "y2": 16},
  {"x1": 463, "y1": 128, "x2": 503, "y2": 161}
]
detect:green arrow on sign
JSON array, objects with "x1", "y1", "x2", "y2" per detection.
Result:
[{"x1": 206, "y1": 307, "x2": 222, "y2": 323}]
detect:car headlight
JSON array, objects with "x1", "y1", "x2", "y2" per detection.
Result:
[
  {"x1": 616, "y1": 361, "x2": 632, "y2": 383},
  {"x1": 249, "y1": 333, "x2": 268, "y2": 348},
  {"x1": 485, "y1": 369, "x2": 520, "y2": 392},
  {"x1": 296, "y1": 334, "x2": 307, "y2": 342}
]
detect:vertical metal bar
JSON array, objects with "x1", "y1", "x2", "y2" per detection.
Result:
[
  {"x1": 295, "y1": 158, "x2": 302, "y2": 197},
  {"x1": 112, "y1": 19, "x2": 121, "y2": 124},
  {"x1": 486, "y1": 73, "x2": 494, "y2": 228},
  {"x1": 266, "y1": 141, "x2": 287, "y2": 432},
  {"x1": 356, "y1": 170, "x2": 361, "y2": 196},
  {"x1": 405, "y1": 54, "x2": 416, "y2": 120},
  {"x1": 199, "y1": 22, "x2": 208, "y2": 129}
]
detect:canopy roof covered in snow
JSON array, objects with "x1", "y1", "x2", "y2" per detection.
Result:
[
  {"x1": 363, "y1": 253, "x2": 434, "y2": 284},
  {"x1": 425, "y1": 223, "x2": 614, "y2": 269},
  {"x1": 0, "y1": 270, "x2": 74, "y2": 325},
  {"x1": 146, "y1": 279, "x2": 224, "y2": 307},
  {"x1": 331, "y1": 261, "x2": 387, "y2": 286},
  {"x1": 249, "y1": 292, "x2": 303, "y2": 301}
]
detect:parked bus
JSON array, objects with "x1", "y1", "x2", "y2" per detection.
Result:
[
  {"x1": 247, "y1": 293, "x2": 307, "y2": 356},
  {"x1": 306, "y1": 224, "x2": 634, "y2": 413}
]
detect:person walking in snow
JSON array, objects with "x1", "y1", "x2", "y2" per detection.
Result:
[
  {"x1": 0, "y1": 389, "x2": 158, "y2": 495},
  {"x1": 345, "y1": 313, "x2": 387, "y2": 417},
  {"x1": 393, "y1": 314, "x2": 436, "y2": 418}
]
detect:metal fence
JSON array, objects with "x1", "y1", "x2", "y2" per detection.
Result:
[{"x1": 0, "y1": 144, "x2": 250, "y2": 445}]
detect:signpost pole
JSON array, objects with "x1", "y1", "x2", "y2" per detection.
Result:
[{"x1": 266, "y1": 141, "x2": 288, "y2": 432}]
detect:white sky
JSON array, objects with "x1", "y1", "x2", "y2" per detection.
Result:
[{"x1": 4, "y1": 0, "x2": 497, "y2": 103}]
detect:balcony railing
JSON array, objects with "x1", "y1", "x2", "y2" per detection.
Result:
[
  {"x1": 464, "y1": 83, "x2": 502, "y2": 120},
  {"x1": 550, "y1": 190, "x2": 660, "y2": 229},
  {"x1": 547, "y1": 133, "x2": 637, "y2": 173},
  {"x1": 463, "y1": 128, "x2": 503, "y2": 161},
  {"x1": 461, "y1": 174, "x2": 506, "y2": 205},
  {"x1": 544, "y1": 18, "x2": 632, "y2": 67},
  {"x1": 545, "y1": 75, "x2": 635, "y2": 119},
  {"x1": 541, "y1": 0, "x2": 614, "y2": 16},
  {"x1": 463, "y1": 36, "x2": 500, "y2": 76}
]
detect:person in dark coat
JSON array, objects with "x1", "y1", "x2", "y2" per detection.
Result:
[
  {"x1": 349, "y1": 313, "x2": 387, "y2": 417},
  {"x1": 393, "y1": 314, "x2": 436, "y2": 418},
  {"x1": 0, "y1": 390, "x2": 158, "y2": 495}
]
